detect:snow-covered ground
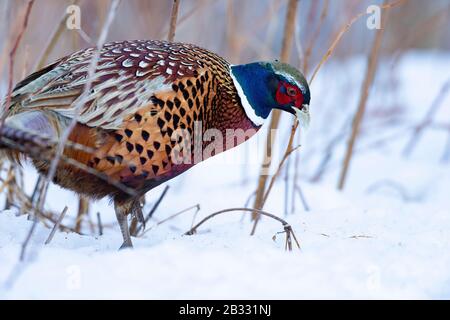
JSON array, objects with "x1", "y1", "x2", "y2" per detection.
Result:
[{"x1": 1, "y1": 52, "x2": 450, "y2": 299}]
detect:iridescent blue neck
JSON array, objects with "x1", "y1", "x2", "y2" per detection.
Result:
[{"x1": 230, "y1": 62, "x2": 277, "y2": 126}]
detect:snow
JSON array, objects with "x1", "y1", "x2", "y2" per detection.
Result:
[{"x1": 1, "y1": 52, "x2": 450, "y2": 299}]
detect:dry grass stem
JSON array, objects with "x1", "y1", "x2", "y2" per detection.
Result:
[
  {"x1": 96, "y1": 212, "x2": 103, "y2": 236},
  {"x1": 402, "y1": 77, "x2": 450, "y2": 156},
  {"x1": 0, "y1": 0, "x2": 35, "y2": 128},
  {"x1": 37, "y1": 0, "x2": 122, "y2": 217},
  {"x1": 75, "y1": 196, "x2": 89, "y2": 233},
  {"x1": 295, "y1": 184, "x2": 310, "y2": 211},
  {"x1": 167, "y1": 0, "x2": 181, "y2": 42},
  {"x1": 303, "y1": 0, "x2": 329, "y2": 73},
  {"x1": 186, "y1": 208, "x2": 301, "y2": 251},
  {"x1": 252, "y1": 0, "x2": 299, "y2": 221},
  {"x1": 132, "y1": 185, "x2": 170, "y2": 236},
  {"x1": 2, "y1": 0, "x2": 122, "y2": 263},
  {"x1": 337, "y1": 0, "x2": 390, "y2": 190},
  {"x1": 251, "y1": 121, "x2": 300, "y2": 234},
  {"x1": 44, "y1": 206, "x2": 68, "y2": 245},
  {"x1": 141, "y1": 204, "x2": 200, "y2": 236},
  {"x1": 35, "y1": 0, "x2": 80, "y2": 70},
  {"x1": 309, "y1": 0, "x2": 405, "y2": 85}
]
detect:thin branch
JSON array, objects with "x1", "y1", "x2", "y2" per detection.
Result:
[
  {"x1": 133, "y1": 185, "x2": 170, "y2": 236},
  {"x1": 35, "y1": 0, "x2": 80, "y2": 70},
  {"x1": 167, "y1": 0, "x2": 181, "y2": 42},
  {"x1": 252, "y1": 0, "x2": 299, "y2": 221},
  {"x1": 309, "y1": 116, "x2": 351, "y2": 182},
  {"x1": 302, "y1": 0, "x2": 329, "y2": 74},
  {"x1": 157, "y1": 0, "x2": 213, "y2": 39},
  {"x1": 441, "y1": 131, "x2": 450, "y2": 163},
  {"x1": 185, "y1": 208, "x2": 300, "y2": 251},
  {"x1": 9, "y1": 0, "x2": 121, "y2": 263},
  {"x1": 262, "y1": 122, "x2": 299, "y2": 206},
  {"x1": 0, "y1": 0, "x2": 35, "y2": 128},
  {"x1": 402, "y1": 77, "x2": 450, "y2": 157},
  {"x1": 97, "y1": 212, "x2": 103, "y2": 236},
  {"x1": 36, "y1": 0, "x2": 122, "y2": 217},
  {"x1": 20, "y1": 215, "x2": 38, "y2": 261},
  {"x1": 141, "y1": 204, "x2": 200, "y2": 236},
  {"x1": 158, "y1": 204, "x2": 199, "y2": 227},
  {"x1": 309, "y1": 0, "x2": 404, "y2": 85},
  {"x1": 251, "y1": 121, "x2": 300, "y2": 235},
  {"x1": 44, "y1": 206, "x2": 68, "y2": 245},
  {"x1": 337, "y1": 0, "x2": 389, "y2": 190},
  {"x1": 366, "y1": 179, "x2": 415, "y2": 202},
  {"x1": 75, "y1": 196, "x2": 89, "y2": 233},
  {"x1": 295, "y1": 184, "x2": 310, "y2": 211}
]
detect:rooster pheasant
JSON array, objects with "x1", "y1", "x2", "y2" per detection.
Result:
[{"x1": 0, "y1": 40, "x2": 310, "y2": 248}]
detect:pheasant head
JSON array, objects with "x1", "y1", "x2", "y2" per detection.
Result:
[{"x1": 230, "y1": 61, "x2": 311, "y2": 128}]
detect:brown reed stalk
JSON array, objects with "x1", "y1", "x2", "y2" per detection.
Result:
[
  {"x1": 252, "y1": 0, "x2": 299, "y2": 222},
  {"x1": 253, "y1": 0, "x2": 405, "y2": 224},
  {"x1": 303, "y1": 0, "x2": 329, "y2": 73},
  {"x1": 337, "y1": 0, "x2": 390, "y2": 190},
  {"x1": 44, "y1": 206, "x2": 68, "y2": 245},
  {"x1": 251, "y1": 121, "x2": 299, "y2": 235},
  {"x1": 0, "y1": 0, "x2": 35, "y2": 129},
  {"x1": 402, "y1": 78, "x2": 450, "y2": 157},
  {"x1": 36, "y1": 0, "x2": 80, "y2": 70},
  {"x1": 290, "y1": 0, "x2": 326, "y2": 215},
  {"x1": 186, "y1": 208, "x2": 300, "y2": 251},
  {"x1": 309, "y1": 0, "x2": 404, "y2": 85},
  {"x1": 75, "y1": 196, "x2": 90, "y2": 233},
  {"x1": 36, "y1": 0, "x2": 121, "y2": 213},
  {"x1": 17, "y1": 0, "x2": 122, "y2": 263},
  {"x1": 167, "y1": 0, "x2": 181, "y2": 42}
]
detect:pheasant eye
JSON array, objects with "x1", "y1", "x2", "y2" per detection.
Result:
[{"x1": 286, "y1": 87, "x2": 297, "y2": 97}]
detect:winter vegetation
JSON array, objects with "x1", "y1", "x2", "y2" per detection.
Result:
[{"x1": 0, "y1": 0, "x2": 450, "y2": 299}]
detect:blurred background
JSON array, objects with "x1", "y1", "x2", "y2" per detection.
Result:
[
  {"x1": 1, "y1": 0, "x2": 450, "y2": 226},
  {"x1": 1, "y1": 0, "x2": 449, "y2": 77},
  {"x1": 1, "y1": 0, "x2": 450, "y2": 299}
]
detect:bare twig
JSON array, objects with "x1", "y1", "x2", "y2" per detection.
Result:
[
  {"x1": 366, "y1": 179, "x2": 421, "y2": 202},
  {"x1": 303, "y1": 0, "x2": 329, "y2": 74},
  {"x1": 20, "y1": 215, "x2": 38, "y2": 261},
  {"x1": 132, "y1": 185, "x2": 170, "y2": 236},
  {"x1": 0, "y1": 0, "x2": 35, "y2": 128},
  {"x1": 44, "y1": 206, "x2": 68, "y2": 245},
  {"x1": 251, "y1": 122, "x2": 300, "y2": 235},
  {"x1": 35, "y1": 0, "x2": 80, "y2": 70},
  {"x1": 157, "y1": 0, "x2": 214, "y2": 39},
  {"x1": 310, "y1": 117, "x2": 351, "y2": 182},
  {"x1": 252, "y1": 0, "x2": 299, "y2": 221},
  {"x1": 97, "y1": 212, "x2": 103, "y2": 236},
  {"x1": 186, "y1": 208, "x2": 300, "y2": 251},
  {"x1": 141, "y1": 204, "x2": 200, "y2": 236},
  {"x1": 190, "y1": 204, "x2": 200, "y2": 229},
  {"x1": 14, "y1": 0, "x2": 121, "y2": 263},
  {"x1": 295, "y1": 184, "x2": 310, "y2": 211},
  {"x1": 36, "y1": 0, "x2": 122, "y2": 217},
  {"x1": 262, "y1": 122, "x2": 300, "y2": 206},
  {"x1": 309, "y1": 0, "x2": 404, "y2": 84},
  {"x1": 158, "y1": 204, "x2": 199, "y2": 227},
  {"x1": 167, "y1": 0, "x2": 181, "y2": 42},
  {"x1": 75, "y1": 196, "x2": 89, "y2": 233},
  {"x1": 402, "y1": 78, "x2": 450, "y2": 157},
  {"x1": 337, "y1": 0, "x2": 390, "y2": 190},
  {"x1": 442, "y1": 131, "x2": 450, "y2": 163}
]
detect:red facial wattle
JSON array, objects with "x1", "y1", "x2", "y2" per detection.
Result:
[{"x1": 275, "y1": 81, "x2": 304, "y2": 109}]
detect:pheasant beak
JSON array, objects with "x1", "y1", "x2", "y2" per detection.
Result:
[{"x1": 293, "y1": 104, "x2": 310, "y2": 130}]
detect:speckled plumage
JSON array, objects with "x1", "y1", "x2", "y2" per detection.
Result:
[
  {"x1": 5, "y1": 40, "x2": 257, "y2": 199},
  {"x1": 1, "y1": 40, "x2": 310, "y2": 248}
]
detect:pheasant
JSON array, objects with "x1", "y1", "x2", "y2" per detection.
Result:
[{"x1": 0, "y1": 40, "x2": 310, "y2": 248}]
